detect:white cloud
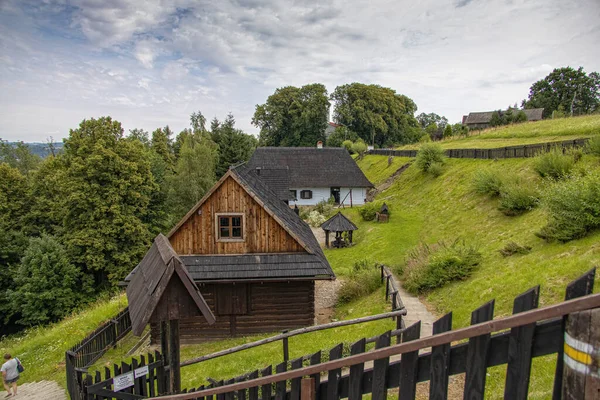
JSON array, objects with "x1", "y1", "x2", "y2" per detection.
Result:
[{"x1": 0, "y1": 0, "x2": 599, "y2": 141}]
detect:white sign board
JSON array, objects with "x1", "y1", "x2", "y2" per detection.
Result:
[
  {"x1": 134, "y1": 365, "x2": 149, "y2": 378},
  {"x1": 113, "y1": 371, "x2": 135, "y2": 392}
]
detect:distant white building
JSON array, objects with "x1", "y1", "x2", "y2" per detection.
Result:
[{"x1": 245, "y1": 147, "x2": 373, "y2": 206}]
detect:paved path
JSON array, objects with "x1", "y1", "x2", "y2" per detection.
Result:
[
  {"x1": 0, "y1": 381, "x2": 66, "y2": 400},
  {"x1": 392, "y1": 274, "x2": 437, "y2": 338}
]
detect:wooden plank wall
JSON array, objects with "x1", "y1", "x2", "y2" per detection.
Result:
[
  {"x1": 150, "y1": 281, "x2": 315, "y2": 344},
  {"x1": 169, "y1": 176, "x2": 304, "y2": 255}
]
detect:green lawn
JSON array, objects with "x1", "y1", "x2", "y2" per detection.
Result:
[
  {"x1": 324, "y1": 154, "x2": 600, "y2": 399},
  {"x1": 0, "y1": 294, "x2": 128, "y2": 389},
  {"x1": 397, "y1": 114, "x2": 600, "y2": 150}
]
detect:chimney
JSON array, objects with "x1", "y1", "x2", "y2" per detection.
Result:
[
  {"x1": 317, "y1": 141, "x2": 323, "y2": 149},
  {"x1": 293, "y1": 204, "x2": 299, "y2": 215},
  {"x1": 255, "y1": 167, "x2": 261, "y2": 176}
]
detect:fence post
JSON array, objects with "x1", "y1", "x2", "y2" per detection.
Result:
[
  {"x1": 380, "y1": 265, "x2": 384, "y2": 283},
  {"x1": 282, "y1": 331, "x2": 289, "y2": 363},
  {"x1": 392, "y1": 292, "x2": 397, "y2": 311},
  {"x1": 301, "y1": 378, "x2": 315, "y2": 400},
  {"x1": 385, "y1": 275, "x2": 390, "y2": 300},
  {"x1": 562, "y1": 308, "x2": 600, "y2": 399}
]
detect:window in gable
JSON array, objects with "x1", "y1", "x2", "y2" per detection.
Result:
[{"x1": 216, "y1": 213, "x2": 244, "y2": 241}]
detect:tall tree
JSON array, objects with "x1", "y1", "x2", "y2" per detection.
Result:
[
  {"x1": 331, "y1": 83, "x2": 420, "y2": 147},
  {"x1": 60, "y1": 117, "x2": 157, "y2": 285},
  {"x1": 523, "y1": 66, "x2": 600, "y2": 118},
  {"x1": 151, "y1": 126, "x2": 175, "y2": 168},
  {"x1": 212, "y1": 113, "x2": 258, "y2": 177},
  {"x1": 0, "y1": 163, "x2": 29, "y2": 330},
  {"x1": 253, "y1": 84, "x2": 330, "y2": 147},
  {"x1": 416, "y1": 113, "x2": 448, "y2": 129},
  {"x1": 168, "y1": 133, "x2": 218, "y2": 220}
]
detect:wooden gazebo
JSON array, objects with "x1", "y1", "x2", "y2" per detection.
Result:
[{"x1": 321, "y1": 212, "x2": 358, "y2": 248}]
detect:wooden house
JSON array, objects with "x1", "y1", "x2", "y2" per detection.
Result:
[
  {"x1": 462, "y1": 108, "x2": 544, "y2": 130},
  {"x1": 125, "y1": 165, "x2": 335, "y2": 343}
]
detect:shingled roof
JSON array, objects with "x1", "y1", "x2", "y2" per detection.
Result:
[
  {"x1": 126, "y1": 234, "x2": 215, "y2": 336},
  {"x1": 465, "y1": 108, "x2": 544, "y2": 124},
  {"x1": 321, "y1": 212, "x2": 358, "y2": 232},
  {"x1": 246, "y1": 147, "x2": 373, "y2": 190}
]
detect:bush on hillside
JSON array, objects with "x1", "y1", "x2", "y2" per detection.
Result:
[
  {"x1": 533, "y1": 147, "x2": 575, "y2": 179},
  {"x1": 536, "y1": 172, "x2": 600, "y2": 242},
  {"x1": 352, "y1": 140, "x2": 368, "y2": 158},
  {"x1": 337, "y1": 259, "x2": 382, "y2": 304},
  {"x1": 415, "y1": 143, "x2": 446, "y2": 174},
  {"x1": 585, "y1": 136, "x2": 600, "y2": 156},
  {"x1": 472, "y1": 169, "x2": 504, "y2": 197},
  {"x1": 498, "y1": 182, "x2": 539, "y2": 216},
  {"x1": 342, "y1": 140, "x2": 354, "y2": 153},
  {"x1": 8, "y1": 234, "x2": 83, "y2": 326},
  {"x1": 428, "y1": 162, "x2": 444, "y2": 177},
  {"x1": 499, "y1": 241, "x2": 532, "y2": 257},
  {"x1": 358, "y1": 201, "x2": 391, "y2": 221},
  {"x1": 403, "y1": 240, "x2": 482, "y2": 294},
  {"x1": 306, "y1": 210, "x2": 326, "y2": 227}
]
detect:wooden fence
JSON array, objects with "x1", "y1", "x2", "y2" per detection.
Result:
[
  {"x1": 145, "y1": 268, "x2": 598, "y2": 400},
  {"x1": 66, "y1": 307, "x2": 132, "y2": 400},
  {"x1": 369, "y1": 137, "x2": 590, "y2": 159}
]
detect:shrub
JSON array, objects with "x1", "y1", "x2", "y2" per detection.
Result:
[
  {"x1": 342, "y1": 140, "x2": 354, "y2": 153},
  {"x1": 498, "y1": 182, "x2": 539, "y2": 216},
  {"x1": 8, "y1": 234, "x2": 83, "y2": 326},
  {"x1": 337, "y1": 259, "x2": 382, "y2": 304},
  {"x1": 499, "y1": 241, "x2": 532, "y2": 257},
  {"x1": 585, "y1": 136, "x2": 600, "y2": 156},
  {"x1": 533, "y1": 147, "x2": 575, "y2": 179},
  {"x1": 472, "y1": 169, "x2": 503, "y2": 197},
  {"x1": 314, "y1": 199, "x2": 334, "y2": 217},
  {"x1": 419, "y1": 134, "x2": 432, "y2": 143},
  {"x1": 428, "y1": 162, "x2": 444, "y2": 177},
  {"x1": 351, "y1": 140, "x2": 367, "y2": 157},
  {"x1": 415, "y1": 143, "x2": 446, "y2": 173},
  {"x1": 403, "y1": 240, "x2": 482, "y2": 294},
  {"x1": 536, "y1": 171, "x2": 600, "y2": 242},
  {"x1": 358, "y1": 201, "x2": 390, "y2": 221},
  {"x1": 306, "y1": 210, "x2": 326, "y2": 227}
]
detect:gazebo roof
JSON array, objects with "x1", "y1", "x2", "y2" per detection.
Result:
[{"x1": 321, "y1": 212, "x2": 358, "y2": 232}]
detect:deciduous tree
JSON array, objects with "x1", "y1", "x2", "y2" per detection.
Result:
[
  {"x1": 253, "y1": 84, "x2": 330, "y2": 147},
  {"x1": 331, "y1": 83, "x2": 420, "y2": 147},
  {"x1": 523, "y1": 66, "x2": 600, "y2": 117}
]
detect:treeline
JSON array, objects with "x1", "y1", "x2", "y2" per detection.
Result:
[
  {"x1": 0, "y1": 112, "x2": 256, "y2": 333},
  {"x1": 253, "y1": 83, "x2": 422, "y2": 148}
]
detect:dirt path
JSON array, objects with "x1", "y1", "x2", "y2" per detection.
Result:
[{"x1": 0, "y1": 381, "x2": 66, "y2": 400}]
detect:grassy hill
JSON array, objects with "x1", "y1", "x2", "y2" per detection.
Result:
[
  {"x1": 397, "y1": 114, "x2": 600, "y2": 150},
  {"x1": 324, "y1": 153, "x2": 600, "y2": 399}
]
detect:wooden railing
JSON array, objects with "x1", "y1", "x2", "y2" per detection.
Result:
[
  {"x1": 146, "y1": 268, "x2": 598, "y2": 400},
  {"x1": 380, "y1": 264, "x2": 404, "y2": 314},
  {"x1": 65, "y1": 307, "x2": 131, "y2": 400}
]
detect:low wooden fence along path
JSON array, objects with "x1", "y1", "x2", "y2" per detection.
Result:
[
  {"x1": 66, "y1": 307, "x2": 131, "y2": 400},
  {"x1": 369, "y1": 137, "x2": 590, "y2": 159},
  {"x1": 77, "y1": 268, "x2": 600, "y2": 400}
]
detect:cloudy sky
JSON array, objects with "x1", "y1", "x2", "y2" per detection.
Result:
[{"x1": 1, "y1": 0, "x2": 599, "y2": 142}]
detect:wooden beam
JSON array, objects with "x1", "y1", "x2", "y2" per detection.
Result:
[{"x1": 168, "y1": 320, "x2": 181, "y2": 394}]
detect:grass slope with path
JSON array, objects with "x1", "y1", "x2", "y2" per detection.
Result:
[
  {"x1": 0, "y1": 294, "x2": 128, "y2": 389},
  {"x1": 324, "y1": 153, "x2": 600, "y2": 399},
  {"x1": 397, "y1": 114, "x2": 600, "y2": 150}
]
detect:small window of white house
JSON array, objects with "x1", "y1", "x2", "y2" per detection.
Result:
[
  {"x1": 300, "y1": 190, "x2": 313, "y2": 199},
  {"x1": 216, "y1": 214, "x2": 244, "y2": 241}
]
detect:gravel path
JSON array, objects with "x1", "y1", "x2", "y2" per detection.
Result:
[{"x1": 0, "y1": 381, "x2": 66, "y2": 400}]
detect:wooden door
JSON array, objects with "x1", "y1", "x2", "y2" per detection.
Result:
[{"x1": 216, "y1": 284, "x2": 248, "y2": 316}]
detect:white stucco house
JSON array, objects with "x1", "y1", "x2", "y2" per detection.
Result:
[{"x1": 245, "y1": 147, "x2": 374, "y2": 206}]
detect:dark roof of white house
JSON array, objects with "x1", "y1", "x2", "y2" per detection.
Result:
[{"x1": 246, "y1": 147, "x2": 374, "y2": 191}]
